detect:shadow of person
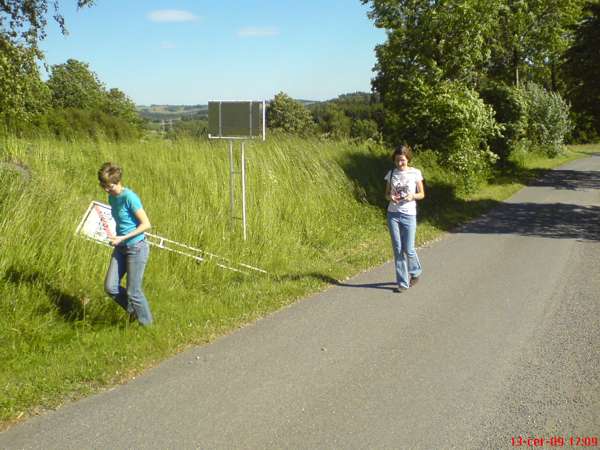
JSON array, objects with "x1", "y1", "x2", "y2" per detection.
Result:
[{"x1": 4, "y1": 267, "x2": 85, "y2": 321}]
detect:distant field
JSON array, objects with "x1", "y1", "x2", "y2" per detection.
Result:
[{"x1": 137, "y1": 104, "x2": 209, "y2": 121}]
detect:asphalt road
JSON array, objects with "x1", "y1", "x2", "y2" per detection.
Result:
[{"x1": 1, "y1": 155, "x2": 599, "y2": 449}]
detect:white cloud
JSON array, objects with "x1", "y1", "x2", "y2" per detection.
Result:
[
  {"x1": 238, "y1": 27, "x2": 279, "y2": 38},
  {"x1": 148, "y1": 10, "x2": 199, "y2": 23}
]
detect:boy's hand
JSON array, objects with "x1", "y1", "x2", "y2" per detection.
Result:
[{"x1": 110, "y1": 236, "x2": 125, "y2": 246}]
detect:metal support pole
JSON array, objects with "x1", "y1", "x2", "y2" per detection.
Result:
[
  {"x1": 241, "y1": 141, "x2": 247, "y2": 241},
  {"x1": 229, "y1": 140, "x2": 234, "y2": 230}
]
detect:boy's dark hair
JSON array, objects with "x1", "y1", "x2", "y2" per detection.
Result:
[
  {"x1": 98, "y1": 162, "x2": 122, "y2": 186},
  {"x1": 391, "y1": 144, "x2": 413, "y2": 162}
]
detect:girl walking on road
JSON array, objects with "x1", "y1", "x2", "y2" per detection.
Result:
[
  {"x1": 98, "y1": 162, "x2": 153, "y2": 325},
  {"x1": 384, "y1": 145, "x2": 425, "y2": 292}
]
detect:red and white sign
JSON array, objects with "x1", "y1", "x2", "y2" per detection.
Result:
[{"x1": 75, "y1": 201, "x2": 115, "y2": 245}]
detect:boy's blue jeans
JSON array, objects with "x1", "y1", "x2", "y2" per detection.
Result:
[
  {"x1": 104, "y1": 240, "x2": 153, "y2": 325},
  {"x1": 386, "y1": 211, "x2": 422, "y2": 289}
]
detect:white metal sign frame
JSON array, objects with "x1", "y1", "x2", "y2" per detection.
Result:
[{"x1": 75, "y1": 201, "x2": 266, "y2": 275}]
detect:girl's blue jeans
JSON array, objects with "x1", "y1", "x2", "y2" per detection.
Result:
[
  {"x1": 104, "y1": 240, "x2": 153, "y2": 325},
  {"x1": 386, "y1": 211, "x2": 422, "y2": 289}
]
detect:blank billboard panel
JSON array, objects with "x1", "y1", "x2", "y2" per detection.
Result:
[{"x1": 208, "y1": 101, "x2": 265, "y2": 139}]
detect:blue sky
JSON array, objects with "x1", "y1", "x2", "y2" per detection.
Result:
[{"x1": 40, "y1": 1, "x2": 387, "y2": 105}]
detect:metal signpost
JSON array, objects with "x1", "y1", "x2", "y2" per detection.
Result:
[{"x1": 208, "y1": 100, "x2": 266, "y2": 240}]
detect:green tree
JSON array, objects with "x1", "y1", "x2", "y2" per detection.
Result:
[
  {"x1": 47, "y1": 59, "x2": 105, "y2": 110},
  {"x1": 267, "y1": 92, "x2": 314, "y2": 134},
  {"x1": 562, "y1": 2, "x2": 600, "y2": 141},
  {"x1": 520, "y1": 82, "x2": 572, "y2": 157},
  {"x1": 363, "y1": 0, "x2": 500, "y2": 87},
  {"x1": 103, "y1": 88, "x2": 142, "y2": 126},
  {"x1": 363, "y1": 0, "x2": 503, "y2": 189},
  {"x1": 0, "y1": 1, "x2": 96, "y2": 132},
  {"x1": 312, "y1": 104, "x2": 352, "y2": 138},
  {"x1": 479, "y1": 81, "x2": 529, "y2": 164},
  {"x1": 489, "y1": 0, "x2": 586, "y2": 89},
  {"x1": 351, "y1": 118, "x2": 381, "y2": 141},
  {"x1": 309, "y1": 93, "x2": 383, "y2": 140},
  {"x1": 405, "y1": 81, "x2": 501, "y2": 190},
  {"x1": 0, "y1": 41, "x2": 50, "y2": 129},
  {"x1": 0, "y1": 0, "x2": 94, "y2": 49}
]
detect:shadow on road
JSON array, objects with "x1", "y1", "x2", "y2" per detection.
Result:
[
  {"x1": 333, "y1": 281, "x2": 397, "y2": 291},
  {"x1": 458, "y1": 202, "x2": 600, "y2": 241},
  {"x1": 275, "y1": 272, "x2": 398, "y2": 292},
  {"x1": 458, "y1": 168, "x2": 600, "y2": 241},
  {"x1": 528, "y1": 169, "x2": 600, "y2": 191}
]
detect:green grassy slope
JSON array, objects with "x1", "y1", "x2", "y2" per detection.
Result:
[{"x1": 0, "y1": 136, "x2": 596, "y2": 427}]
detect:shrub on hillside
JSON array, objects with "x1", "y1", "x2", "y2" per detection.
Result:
[
  {"x1": 351, "y1": 118, "x2": 381, "y2": 142},
  {"x1": 19, "y1": 109, "x2": 141, "y2": 141},
  {"x1": 0, "y1": 42, "x2": 51, "y2": 131},
  {"x1": 310, "y1": 93, "x2": 383, "y2": 141},
  {"x1": 479, "y1": 82, "x2": 527, "y2": 166},
  {"x1": 312, "y1": 104, "x2": 352, "y2": 139},
  {"x1": 267, "y1": 92, "x2": 315, "y2": 135},
  {"x1": 388, "y1": 80, "x2": 500, "y2": 191},
  {"x1": 520, "y1": 82, "x2": 572, "y2": 157},
  {"x1": 165, "y1": 119, "x2": 208, "y2": 140}
]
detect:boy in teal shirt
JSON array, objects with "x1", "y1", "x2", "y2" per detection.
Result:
[{"x1": 98, "y1": 162, "x2": 153, "y2": 325}]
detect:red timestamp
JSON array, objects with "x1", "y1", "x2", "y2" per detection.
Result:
[{"x1": 511, "y1": 436, "x2": 599, "y2": 447}]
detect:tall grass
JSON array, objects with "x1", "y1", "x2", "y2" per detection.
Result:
[
  {"x1": 0, "y1": 135, "x2": 596, "y2": 426},
  {"x1": 0, "y1": 136, "x2": 392, "y2": 424}
]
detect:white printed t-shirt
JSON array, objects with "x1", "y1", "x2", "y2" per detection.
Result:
[{"x1": 384, "y1": 167, "x2": 423, "y2": 215}]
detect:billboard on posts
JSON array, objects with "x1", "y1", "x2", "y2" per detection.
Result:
[{"x1": 208, "y1": 101, "x2": 265, "y2": 140}]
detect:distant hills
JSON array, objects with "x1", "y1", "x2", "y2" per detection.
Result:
[
  {"x1": 136, "y1": 104, "x2": 209, "y2": 121},
  {"x1": 136, "y1": 93, "x2": 375, "y2": 121},
  {"x1": 136, "y1": 101, "x2": 315, "y2": 122}
]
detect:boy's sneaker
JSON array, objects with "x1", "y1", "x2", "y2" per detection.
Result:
[
  {"x1": 410, "y1": 276, "x2": 420, "y2": 287},
  {"x1": 393, "y1": 286, "x2": 408, "y2": 293}
]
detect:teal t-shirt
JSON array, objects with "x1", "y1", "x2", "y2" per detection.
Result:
[{"x1": 108, "y1": 188, "x2": 145, "y2": 246}]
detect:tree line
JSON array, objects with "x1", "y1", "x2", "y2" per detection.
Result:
[
  {"x1": 1, "y1": 0, "x2": 599, "y2": 186},
  {"x1": 0, "y1": 49, "x2": 142, "y2": 140},
  {"x1": 268, "y1": 0, "x2": 599, "y2": 190},
  {"x1": 359, "y1": 0, "x2": 600, "y2": 189},
  {"x1": 0, "y1": 0, "x2": 142, "y2": 140}
]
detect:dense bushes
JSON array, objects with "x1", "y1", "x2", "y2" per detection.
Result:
[
  {"x1": 562, "y1": 2, "x2": 600, "y2": 144},
  {"x1": 13, "y1": 109, "x2": 141, "y2": 141},
  {"x1": 520, "y1": 83, "x2": 572, "y2": 157},
  {"x1": 310, "y1": 92, "x2": 383, "y2": 141},
  {"x1": 267, "y1": 92, "x2": 315, "y2": 135},
  {"x1": 264, "y1": 83, "x2": 571, "y2": 192},
  {"x1": 381, "y1": 80, "x2": 500, "y2": 191},
  {"x1": 426, "y1": 82, "x2": 501, "y2": 191},
  {"x1": 165, "y1": 118, "x2": 208, "y2": 140},
  {"x1": 480, "y1": 82, "x2": 572, "y2": 161},
  {"x1": 0, "y1": 42, "x2": 51, "y2": 127},
  {"x1": 0, "y1": 55, "x2": 142, "y2": 142},
  {"x1": 480, "y1": 82, "x2": 528, "y2": 165}
]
